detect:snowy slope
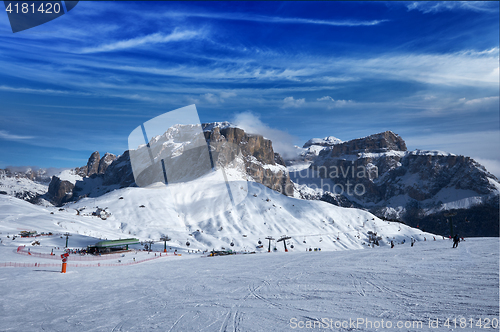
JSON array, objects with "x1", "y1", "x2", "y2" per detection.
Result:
[
  {"x1": 0, "y1": 166, "x2": 436, "y2": 254},
  {"x1": 55, "y1": 169, "x2": 83, "y2": 185},
  {"x1": 0, "y1": 236, "x2": 497, "y2": 332},
  {"x1": 0, "y1": 173, "x2": 48, "y2": 201}
]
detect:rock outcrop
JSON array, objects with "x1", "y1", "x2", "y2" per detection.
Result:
[
  {"x1": 86, "y1": 151, "x2": 101, "y2": 176},
  {"x1": 326, "y1": 131, "x2": 406, "y2": 156},
  {"x1": 75, "y1": 152, "x2": 117, "y2": 177},
  {"x1": 203, "y1": 124, "x2": 294, "y2": 196},
  {"x1": 292, "y1": 131, "x2": 499, "y2": 237},
  {"x1": 98, "y1": 153, "x2": 116, "y2": 174},
  {"x1": 47, "y1": 176, "x2": 75, "y2": 206}
]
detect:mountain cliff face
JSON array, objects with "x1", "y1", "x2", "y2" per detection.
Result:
[
  {"x1": 47, "y1": 123, "x2": 292, "y2": 205},
  {"x1": 75, "y1": 152, "x2": 117, "y2": 177},
  {"x1": 291, "y1": 131, "x2": 499, "y2": 237},
  {"x1": 203, "y1": 124, "x2": 294, "y2": 196},
  {"x1": 47, "y1": 176, "x2": 75, "y2": 206}
]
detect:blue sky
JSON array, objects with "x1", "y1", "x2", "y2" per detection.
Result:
[{"x1": 0, "y1": 1, "x2": 499, "y2": 175}]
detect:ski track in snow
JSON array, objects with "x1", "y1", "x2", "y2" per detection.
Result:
[{"x1": 0, "y1": 238, "x2": 498, "y2": 331}]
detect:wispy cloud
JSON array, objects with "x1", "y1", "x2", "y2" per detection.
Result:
[
  {"x1": 411, "y1": 95, "x2": 500, "y2": 118},
  {"x1": 80, "y1": 29, "x2": 203, "y2": 53},
  {"x1": 0, "y1": 85, "x2": 91, "y2": 96},
  {"x1": 0, "y1": 130, "x2": 35, "y2": 141},
  {"x1": 459, "y1": 96, "x2": 499, "y2": 106},
  {"x1": 77, "y1": 47, "x2": 499, "y2": 87},
  {"x1": 407, "y1": 1, "x2": 498, "y2": 14},
  {"x1": 164, "y1": 11, "x2": 388, "y2": 27},
  {"x1": 348, "y1": 48, "x2": 500, "y2": 86}
]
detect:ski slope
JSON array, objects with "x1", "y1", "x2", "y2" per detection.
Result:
[
  {"x1": 0, "y1": 236, "x2": 497, "y2": 332},
  {"x1": 0, "y1": 168, "x2": 436, "y2": 253}
]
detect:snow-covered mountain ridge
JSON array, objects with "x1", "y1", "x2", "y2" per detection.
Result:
[
  {"x1": 0, "y1": 172, "x2": 436, "y2": 252},
  {"x1": 290, "y1": 131, "x2": 499, "y2": 237},
  {"x1": 2, "y1": 124, "x2": 498, "y2": 238},
  {"x1": 42, "y1": 123, "x2": 292, "y2": 206},
  {"x1": 0, "y1": 167, "x2": 54, "y2": 203}
]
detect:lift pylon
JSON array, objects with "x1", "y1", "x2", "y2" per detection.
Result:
[
  {"x1": 265, "y1": 236, "x2": 275, "y2": 253},
  {"x1": 160, "y1": 235, "x2": 171, "y2": 253},
  {"x1": 277, "y1": 235, "x2": 292, "y2": 252}
]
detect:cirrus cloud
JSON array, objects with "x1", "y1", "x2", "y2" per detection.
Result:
[
  {"x1": 80, "y1": 29, "x2": 203, "y2": 54},
  {"x1": 0, "y1": 130, "x2": 35, "y2": 141}
]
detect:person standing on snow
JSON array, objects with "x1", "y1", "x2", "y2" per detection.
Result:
[{"x1": 452, "y1": 234, "x2": 460, "y2": 248}]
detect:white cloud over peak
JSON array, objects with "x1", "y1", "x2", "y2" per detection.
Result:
[{"x1": 232, "y1": 112, "x2": 299, "y2": 159}]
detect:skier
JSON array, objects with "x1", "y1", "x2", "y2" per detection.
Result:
[{"x1": 452, "y1": 234, "x2": 460, "y2": 248}]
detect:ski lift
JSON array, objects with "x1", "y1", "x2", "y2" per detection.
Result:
[
  {"x1": 230, "y1": 241, "x2": 234, "y2": 247},
  {"x1": 303, "y1": 237, "x2": 306, "y2": 244},
  {"x1": 258, "y1": 239, "x2": 262, "y2": 245},
  {"x1": 290, "y1": 242, "x2": 294, "y2": 249},
  {"x1": 186, "y1": 241, "x2": 190, "y2": 247},
  {"x1": 319, "y1": 237, "x2": 323, "y2": 242}
]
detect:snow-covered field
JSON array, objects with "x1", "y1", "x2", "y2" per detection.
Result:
[
  {"x1": 0, "y1": 168, "x2": 498, "y2": 331},
  {"x1": 0, "y1": 236, "x2": 498, "y2": 331}
]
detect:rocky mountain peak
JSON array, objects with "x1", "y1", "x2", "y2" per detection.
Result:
[
  {"x1": 87, "y1": 151, "x2": 100, "y2": 176},
  {"x1": 296, "y1": 130, "x2": 498, "y2": 237},
  {"x1": 322, "y1": 131, "x2": 407, "y2": 158},
  {"x1": 98, "y1": 152, "x2": 117, "y2": 174},
  {"x1": 303, "y1": 136, "x2": 343, "y2": 148}
]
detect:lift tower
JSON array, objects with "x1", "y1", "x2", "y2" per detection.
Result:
[
  {"x1": 160, "y1": 235, "x2": 171, "y2": 253},
  {"x1": 277, "y1": 235, "x2": 292, "y2": 252},
  {"x1": 265, "y1": 236, "x2": 275, "y2": 253}
]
